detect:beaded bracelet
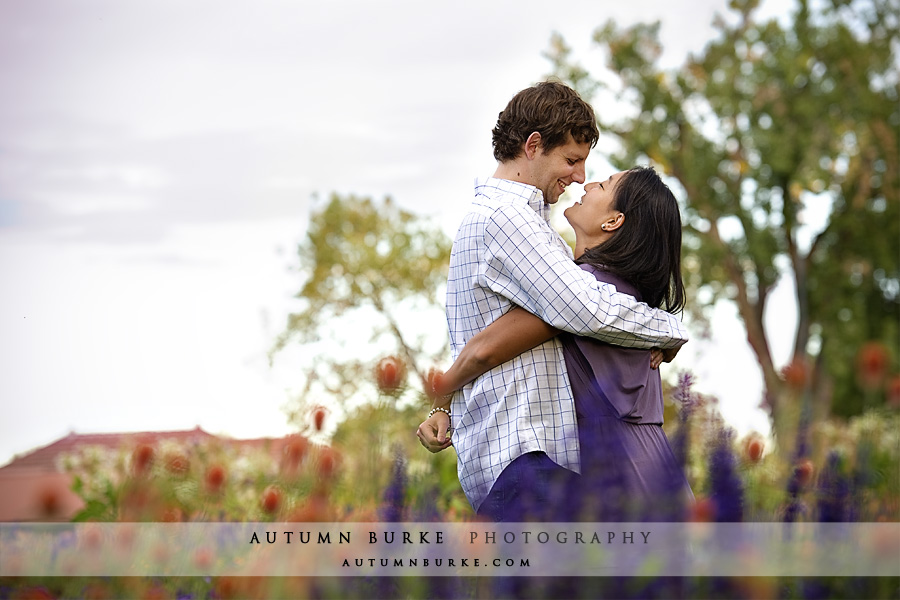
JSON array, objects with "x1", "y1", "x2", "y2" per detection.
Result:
[{"x1": 428, "y1": 406, "x2": 451, "y2": 420}]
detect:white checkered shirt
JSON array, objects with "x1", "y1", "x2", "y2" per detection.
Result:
[{"x1": 447, "y1": 177, "x2": 689, "y2": 511}]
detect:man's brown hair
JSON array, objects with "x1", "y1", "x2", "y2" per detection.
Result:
[{"x1": 491, "y1": 80, "x2": 600, "y2": 162}]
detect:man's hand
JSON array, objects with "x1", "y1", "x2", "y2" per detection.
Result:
[
  {"x1": 416, "y1": 410, "x2": 452, "y2": 453},
  {"x1": 650, "y1": 345, "x2": 681, "y2": 369}
]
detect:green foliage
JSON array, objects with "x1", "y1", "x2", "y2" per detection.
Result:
[
  {"x1": 271, "y1": 192, "x2": 452, "y2": 423},
  {"x1": 548, "y1": 0, "x2": 900, "y2": 425}
]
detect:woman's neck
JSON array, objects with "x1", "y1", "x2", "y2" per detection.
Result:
[{"x1": 573, "y1": 233, "x2": 604, "y2": 261}]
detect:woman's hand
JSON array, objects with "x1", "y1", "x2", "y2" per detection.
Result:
[
  {"x1": 650, "y1": 346, "x2": 681, "y2": 369},
  {"x1": 416, "y1": 410, "x2": 452, "y2": 453},
  {"x1": 417, "y1": 368, "x2": 454, "y2": 453}
]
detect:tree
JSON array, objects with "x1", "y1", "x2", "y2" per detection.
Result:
[
  {"x1": 271, "y1": 193, "x2": 453, "y2": 424},
  {"x1": 548, "y1": 0, "x2": 899, "y2": 445}
]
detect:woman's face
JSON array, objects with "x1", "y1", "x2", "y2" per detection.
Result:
[{"x1": 564, "y1": 171, "x2": 626, "y2": 244}]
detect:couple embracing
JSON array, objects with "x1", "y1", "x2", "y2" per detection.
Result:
[{"x1": 417, "y1": 81, "x2": 693, "y2": 523}]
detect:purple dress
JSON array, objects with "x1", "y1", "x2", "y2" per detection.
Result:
[{"x1": 561, "y1": 264, "x2": 693, "y2": 521}]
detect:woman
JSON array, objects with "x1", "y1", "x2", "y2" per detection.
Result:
[{"x1": 419, "y1": 166, "x2": 693, "y2": 521}]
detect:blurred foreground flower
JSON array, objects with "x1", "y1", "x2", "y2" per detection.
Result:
[
  {"x1": 261, "y1": 485, "x2": 282, "y2": 516},
  {"x1": 205, "y1": 464, "x2": 226, "y2": 493},
  {"x1": 375, "y1": 355, "x2": 405, "y2": 392},
  {"x1": 744, "y1": 436, "x2": 764, "y2": 463},
  {"x1": 857, "y1": 342, "x2": 889, "y2": 391},
  {"x1": 131, "y1": 444, "x2": 155, "y2": 477},
  {"x1": 781, "y1": 358, "x2": 809, "y2": 390}
]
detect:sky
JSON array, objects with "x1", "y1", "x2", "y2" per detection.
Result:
[{"x1": 0, "y1": 0, "x2": 800, "y2": 466}]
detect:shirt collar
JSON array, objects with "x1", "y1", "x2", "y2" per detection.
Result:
[{"x1": 474, "y1": 177, "x2": 551, "y2": 223}]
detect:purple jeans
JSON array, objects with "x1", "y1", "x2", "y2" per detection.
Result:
[{"x1": 476, "y1": 451, "x2": 580, "y2": 523}]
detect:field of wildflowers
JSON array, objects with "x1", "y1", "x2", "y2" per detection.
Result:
[{"x1": 1, "y1": 346, "x2": 898, "y2": 599}]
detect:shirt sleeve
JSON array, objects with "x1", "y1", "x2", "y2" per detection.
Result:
[{"x1": 477, "y1": 203, "x2": 688, "y2": 349}]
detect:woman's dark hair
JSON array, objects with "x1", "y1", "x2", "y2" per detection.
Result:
[
  {"x1": 576, "y1": 166, "x2": 686, "y2": 314},
  {"x1": 492, "y1": 81, "x2": 599, "y2": 162}
]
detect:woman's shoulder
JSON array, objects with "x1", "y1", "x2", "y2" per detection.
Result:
[{"x1": 576, "y1": 263, "x2": 640, "y2": 299}]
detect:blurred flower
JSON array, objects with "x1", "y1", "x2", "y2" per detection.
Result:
[
  {"x1": 10, "y1": 587, "x2": 55, "y2": 600},
  {"x1": 161, "y1": 506, "x2": 185, "y2": 522},
  {"x1": 131, "y1": 444, "x2": 155, "y2": 476},
  {"x1": 287, "y1": 491, "x2": 335, "y2": 522},
  {"x1": 375, "y1": 355, "x2": 405, "y2": 392},
  {"x1": 282, "y1": 435, "x2": 310, "y2": 474},
  {"x1": 312, "y1": 406, "x2": 328, "y2": 432},
  {"x1": 261, "y1": 486, "x2": 282, "y2": 515},
  {"x1": 424, "y1": 367, "x2": 452, "y2": 399},
  {"x1": 165, "y1": 453, "x2": 190, "y2": 476},
  {"x1": 795, "y1": 459, "x2": 814, "y2": 487},
  {"x1": 672, "y1": 371, "x2": 696, "y2": 470},
  {"x1": 784, "y1": 458, "x2": 814, "y2": 523},
  {"x1": 708, "y1": 430, "x2": 744, "y2": 521},
  {"x1": 82, "y1": 582, "x2": 113, "y2": 600},
  {"x1": 315, "y1": 446, "x2": 341, "y2": 482},
  {"x1": 140, "y1": 584, "x2": 169, "y2": 600},
  {"x1": 689, "y1": 497, "x2": 715, "y2": 522},
  {"x1": 886, "y1": 375, "x2": 900, "y2": 408},
  {"x1": 857, "y1": 341, "x2": 889, "y2": 391},
  {"x1": 205, "y1": 464, "x2": 227, "y2": 493},
  {"x1": 817, "y1": 451, "x2": 850, "y2": 522},
  {"x1": 781, "y1": 358, "x2": 809, "y2": 390},
  {"x1": 380, "y1": 451, "x2": 407, "y2": 522},
  {"x1": 744, "y1": 436, "x2": 764, "y2": 463},
  {"x1": 193, "y1": 547, "x2": 214, "y2": 570}
]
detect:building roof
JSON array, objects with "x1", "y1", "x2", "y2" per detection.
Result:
[
  {"x1": 0, "y1": 426, "x2": 218, "y2": 472},
  {"x1": 0, "y1": 427, "x2": 299, "y2": 522}
]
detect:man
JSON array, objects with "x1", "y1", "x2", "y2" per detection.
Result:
[{"x1": 417, "y1": 81, "x2": 687, "y2": 522}]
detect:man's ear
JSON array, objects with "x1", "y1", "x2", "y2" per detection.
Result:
[{"x1": 524, "y1": 132, "x2": 542, "y2": 159}]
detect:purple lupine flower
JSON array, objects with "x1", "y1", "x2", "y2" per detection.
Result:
[
  {"x1": 784, "y1": 401, "x2": 813, "y2": 523},
  {"x1": 379, "y1": 450, "x2": 406, "y2": 523},
  {"x1": 708, "y1": 429, "x2": 744, "y2": 522},
  {"x1": 672, "y1": 371, "x2": 695, "y2": 471},
  {"x1": 817, "y1": 451, "x2": 850, "y2": 522}
]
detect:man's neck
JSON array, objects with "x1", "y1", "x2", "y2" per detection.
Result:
[{"x1": 492, "y1": 160, "x2": 534, "y2": 187}]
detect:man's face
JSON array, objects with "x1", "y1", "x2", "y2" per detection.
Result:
[{"x1": 532, "y1": 135, "x2": 590, "y2": 205}]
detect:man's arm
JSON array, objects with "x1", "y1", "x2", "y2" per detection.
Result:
[{"x1": 480, "y1": 204, "x2": 688, "y2": 349}]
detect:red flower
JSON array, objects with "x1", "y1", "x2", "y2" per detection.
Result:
[
  {"x1": 160, "y1": 506, "x2": 184, "y2": 522},
  {"x1": 193, "y1": 547, "x2": 213, "y2": 570},
  {"x1": 11, "y1": 588, "x2": 55, "y2": 600},
  {"x1": 316, "y1": 446, "x2": 341, "y2": 481},
  {"x1": 282, "y1": 435, "x2": 309, "y2": 473},
  {"x1": 887, "y1": 375, "x2": 900, "y2": 408},
  {"x1": 857, "y1": 341, "x2": 889, "y2": 391},
  {"x1": 781, "y1": 359, "x2": 809, "y2": 390},
  {"x1": 375, "y1": 356, "x2": 405, "y2": 392},
  {"x1": 745, "y1": 437, "x2": 764, "y2": 463},
  {"x1": 261, "y1": 486, "x2": 282, "y2": 515},
  {"x1": 205, "y1": 465, "x2": 226, "y2": 492},
  {"x1": 689, "y1": 497, "x2": 715, "y2": 522},
  {"x1": 795, "y1": 459, "x2": 814, "y2": 487},
  {"x1": 131, "y1": 444, "x2": 155, "y2": 476},
  {"x1": 312, "y1": 406, "x2": 328, "y2": 432},
  {"x1": 425, "y1": 368, "x2": 454, "y2": 399},
  {"x1": 83, "y1": 583, "x2": 112, "y2": 600},
  {"x1": 165, "y1": 453, "x2": 190, "y2": 476}
]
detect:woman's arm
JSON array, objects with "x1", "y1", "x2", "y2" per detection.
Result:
[
  {"x1": 436, "y1": 306, "x2": 560, "y2": 396},
  {"x1": 417, "y1": 307, "x2": 559, "y2": 453}
]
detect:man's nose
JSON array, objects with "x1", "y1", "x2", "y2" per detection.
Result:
[{"x1": 573, "y1": 162, "x2": 586, "y2": 184}]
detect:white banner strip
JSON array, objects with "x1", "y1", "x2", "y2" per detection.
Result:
[{"x1": 1, "y1": 522, "x2": 898, "y2": 577}]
